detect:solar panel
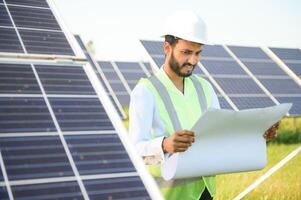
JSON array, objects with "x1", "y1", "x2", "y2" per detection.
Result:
[
  {"x1": 277, "y1": 97, "x2": 301, "y2": 115},
  {"x1": 202, "y1": 45, "x2": 232, "y2": 58},
  {"x1": 142, "y1": 62, "x2": 155, "y2": 75},
  {"x1": 227, "y1": 45, "x2": 271, "y2": 60},
  {"x1": 0, "y1": 4, "x2": 13, "y2": 26},
  {"x1": 115, "y1": 61, "x2": 149, "y2": 90},
  {"x1": 218, "y1": 97, "x2": 232, "y2": 109},
  {"x1": 230, "y1": 97, "x2": 276, "y2": 110},
  {"x1": 0, "y1": 181, "x2": 9, "y2": 200},
  {"x1": 74, "y1": 35, "x2": 127, "y2": 119},
  {"x1": 0, "y1": 1, "x2": 161, "y2": 199},
  {"x1": 12, "y1": 181, "x2": 84, "y2": 200},
  {"x1": 201, "y1": 60, "x2": 247, "y2": 75},
  {"x1": 0, "y1": 63, "x2": 41, "y2": 94},
  {"x1": 98, "y1": 61, "x2": 131, "y2": 106},
  {"x1": 5, "y1": 0, "x2": 50, "y2": 8},
  {"x1": 229, "y1": 45, "x2": 301, "y2": 115},
  {"x1": 0, "y1": 61, "x2": 155, "y2": 199},
  {"x1": 214, "y1": 77, "x2": 265, "y2": 94},
  {"x1": 270, "y1": 47, "x2": 301, "y2": 60},
  {"x1": 0, "y1": 97, "x2": 56, "y2": 133},
  {"x1": 269, "y1": 47, "x2": 301, "y2": 78},
  {"x1": 0, "y1": 27, "x2": 24, "y2": 53},
  {"x1": 202, "y1": 45, "x2": 275, "y2": 110},
  {"x1": 0, "y1": 1, "x2": 74, "y2": 55}
]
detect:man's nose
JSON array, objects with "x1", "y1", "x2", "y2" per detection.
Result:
[{"x1": 188, "y1": 54, "x2": 199, "y2": 66}]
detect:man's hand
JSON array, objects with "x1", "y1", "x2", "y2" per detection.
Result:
[
  {"x1": 162, "y1": 130, "x2": 195, "y2": 153},
  {"x1": 263, "y1": 122, "x2": 279, "y2": 141}
]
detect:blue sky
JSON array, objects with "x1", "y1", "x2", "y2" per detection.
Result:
[{"x1": 54, "y1": 0, "x2": 301, "y2": 61}]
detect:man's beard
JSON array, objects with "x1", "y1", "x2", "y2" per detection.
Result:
[{"x1": 169, "y1": 50, "x2": 196, "y2": 77}]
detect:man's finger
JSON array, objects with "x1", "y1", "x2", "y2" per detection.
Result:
[
  {"x1": 175, "y1": 142, "x2": 191, "y2": 148},
  {"x1": 176, "y1": 130, "x2": 195, "y2": 137},
  {"x1": 174, "y1": 135, "x2": 194, "y2": 143}
]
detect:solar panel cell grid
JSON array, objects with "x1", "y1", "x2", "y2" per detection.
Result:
[
  {"x1": 84, "y1": 177, "x2": 151, "y2": 200},
  {"x1": 35, "y1": 64, "x2": 96, "y2": 95},
  {"x1": 12, "y1": 181, "x2": 84, "y2": 200},
  {"x1": 66, "y1": 134, "x2": 136, "y2": 175},
  {"x1": 121, "y1": 71, "x2": 146, "y2": 80},
  {"x1": 0, "y1": 97, "x2": 56, "y2": 133},
  {"x1": 242, "y1": 61, "x2": 288, "y2": 76},
  {"x1": 214, "y1": 78, "x2": 265, "y2": 94},
  {"x1": 284, "y1": 63, "x2": 301, "y2": 76},
  {"x1": 258, "y1": 78, "x2": 301, "y2": 94},
  {"x1": 5, "y1": 0, "x2": 50, "y2": 8},
  {"x1": 0, "y1": 27, "x2": 24, "y2": 53},
  {"x1": 0, "y1": 186, "x2": 9, "y2": 200},
  {"x1": 49, "y1": 97, "x2": 114, "y2": 131},
  {"x1": 277, "y1": 97, "x2": 301, "y2": 115},
  {"x1": 116, "y1": 62, "x2": 142, "y2": 71},
  {"x1": 0, "y1": 63, "x2": 41, "y2": 94},
  {"x1": 0, "y1": 136, "x2": 74, "y2": 180},
  {"x1": 228, "y1": 46, "x2": 271, "y2": 60},
  {"x1": 201, "y1": 60, "x2": 247, "y2": 75},
  {"x1": 270, "y1": 48, "x2": 301, "y2": 61},
  {"x1": 116, "y1": 94, "x2": 130, "y2": 106},
  {"x1": 202, "y1": 45, "x2": 231, "y2": 58},
  {"x1": 140, "y1": 40, "x2": 164, "y2": 55},
  {"x1": 218, "y1": 97, "x2": 232, "y2": 109},
  {"x1": 231, "y1": 97, "x2": 275, "y2": 110},
  {"x1": 143, "y1": 62, "x2": 154, "y2": 74},
  {"x1": 153, "y1": 57, "x2": 165, "y2": 67},
  {"x1": 0, "y1": 4, "x2": 13, "y2": 26},
  {"x1": 19, "y1": 29, "x2": 74, "y2": 55},
  {"x1": 8, "y1": 5, "x2": 61, "y2": 30}
]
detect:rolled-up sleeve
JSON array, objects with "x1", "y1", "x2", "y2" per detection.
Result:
[{"x1": 129, "y1": 83, "x2": 165, "y2": 164}]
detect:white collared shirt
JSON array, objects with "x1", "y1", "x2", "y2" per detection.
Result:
[{"x1": 129, "y1": 68, "x2": 220, "y2": 164}]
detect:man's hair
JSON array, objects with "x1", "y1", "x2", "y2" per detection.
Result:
[{"x1": 165, "y1": 35, "x2": 179, "y2": 47}]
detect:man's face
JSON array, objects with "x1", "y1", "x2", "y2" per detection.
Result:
[{"x1": 167, "y1": 39, "x2": 203, "y2": 77}]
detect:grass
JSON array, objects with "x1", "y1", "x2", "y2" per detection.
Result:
[{"x1": 215, "y1": 143, "x2": 301, "y2": 200}]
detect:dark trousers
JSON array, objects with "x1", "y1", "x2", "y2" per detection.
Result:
[{"x1": 199, "y1": 187, "x2": 213, "y2": 200}]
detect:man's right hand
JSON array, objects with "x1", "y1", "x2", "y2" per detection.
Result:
[{"x1": 162, "y1": 130, "x2": 195, "y2": 153}]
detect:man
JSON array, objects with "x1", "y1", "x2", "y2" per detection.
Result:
[{"x1": 129, "y1": 10, "x2": 277, "y2": 200}]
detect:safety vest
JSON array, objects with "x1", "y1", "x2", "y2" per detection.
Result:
[{"x1": 139, "y1": 71, "x2": 216, "y2": 200}]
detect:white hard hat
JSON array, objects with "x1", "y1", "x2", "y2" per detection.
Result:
[{"x1": 162, "y1": 10, "x2": 211, "y2": 45}]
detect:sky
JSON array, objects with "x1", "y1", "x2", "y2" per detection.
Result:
[{"x1": 53, "y1": 0, "x2": 301, "y2": 61}]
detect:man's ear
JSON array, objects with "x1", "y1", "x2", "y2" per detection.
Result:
[{"x1": 164, "y1": 42, "x2": 172, "y2": 56}]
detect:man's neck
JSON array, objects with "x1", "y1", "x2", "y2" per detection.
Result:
[{"x1": 163, "y1": 64, "x2": 184, "y2": 93}]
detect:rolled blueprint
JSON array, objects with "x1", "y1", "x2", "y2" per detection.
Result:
[{"x1": 161, "y1": 103, "x2": 292, "y2": 180}]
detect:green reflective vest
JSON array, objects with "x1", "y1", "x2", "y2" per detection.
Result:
[{"x1": 139, "y1": 71, "x2": 216, "y2": 200}]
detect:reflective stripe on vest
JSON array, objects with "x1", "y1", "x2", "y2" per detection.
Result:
[{"x1": 149, "y1": 75, "x2": 208, "y2": 131}]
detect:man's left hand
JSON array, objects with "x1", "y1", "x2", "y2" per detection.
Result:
[{"x1": 263, "y1": 122, "x2": 279, "y2": 141}]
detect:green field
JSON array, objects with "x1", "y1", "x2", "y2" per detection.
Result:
[{"x1": 215, "y1": 143, "x2": 301, "y2": 200}]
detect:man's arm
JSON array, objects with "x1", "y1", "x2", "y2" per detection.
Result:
[{"x1": 129, "y1": 83, "x2": 165, "y2": 164}]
